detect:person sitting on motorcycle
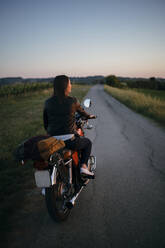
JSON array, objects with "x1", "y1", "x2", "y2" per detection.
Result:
[{"x1": 43, "y1": 75, "x2": 95, "y2": 177}]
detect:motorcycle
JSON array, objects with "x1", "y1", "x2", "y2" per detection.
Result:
[{"x1": 34, "y1": 98, "x2": 96, "y2": 222}]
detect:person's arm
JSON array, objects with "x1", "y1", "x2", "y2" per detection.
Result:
[{"x1": 75, "y1": 98, "x2": 91, "y2": 118}]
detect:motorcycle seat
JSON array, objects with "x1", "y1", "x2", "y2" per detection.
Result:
[{"x1": 53, "y1": 134, "x2": 75, "y2": 141}]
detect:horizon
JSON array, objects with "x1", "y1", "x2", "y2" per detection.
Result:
[
  {"x1": 1, "y1": 0, "x2": 165, "y2": 78},
  {"x1": 1, "y1": 74, "x2": 165, "y2": 80}
]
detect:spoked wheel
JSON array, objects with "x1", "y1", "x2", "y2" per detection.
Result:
[{"x1": 45, "y1": 182, "x2": 71, "y2": 222}]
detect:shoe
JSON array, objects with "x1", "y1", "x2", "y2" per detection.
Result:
[{"x1": 80, "y1": 167, "x2": 95, "y2": 179}]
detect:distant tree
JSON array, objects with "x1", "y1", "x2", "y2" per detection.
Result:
[
  {"x1": 149, "y1": 77, "x2": 159, "y2": 90},
  {"x1": 150, "y1": 77, "x2": 155, "y2": 81},
  {"x1": 99, "y1": 79, "x2": 105, "y2": 85},
  {"x1": 105, "y1": 75, "x2": 120, "y2": 87},
  {"x1": 127, "y1": 77, "x2": 161, "y2": 90}
]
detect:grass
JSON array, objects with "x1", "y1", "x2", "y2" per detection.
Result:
[
  {"x1": 0, "y1": 84, "x2": 91, "y2": 243},
  {"x1": 104, "y1": 85, "x2": 165, "y2": 126},
  {"x1": 133, "y1": 88, "x2": 165, "y2": 101}
]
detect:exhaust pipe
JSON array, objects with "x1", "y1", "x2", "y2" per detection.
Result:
[{"x1": 66, "y1": 186, "x2": 84, "y2": 209}]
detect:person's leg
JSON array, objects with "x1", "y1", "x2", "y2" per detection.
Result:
[{"x1": 65, "y1": 136, "x2": 94, "y2": 176}]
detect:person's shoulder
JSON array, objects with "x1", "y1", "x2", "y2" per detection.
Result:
[
  {"x1": 67, "y1": 96, "x2": 77, "y2": 103},
  {"x1": 45, "y1": 95, "x2": 55, "y2": 105}
]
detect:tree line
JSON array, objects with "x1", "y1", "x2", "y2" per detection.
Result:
[{"x1": 104, "y1": 75, "x2": 165, "y2": 90}]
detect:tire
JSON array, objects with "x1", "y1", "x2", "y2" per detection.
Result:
[{"x1": 45, "y1": 183, "x2": 71, "y2": 222}]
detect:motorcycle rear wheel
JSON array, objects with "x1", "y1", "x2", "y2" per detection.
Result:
[{"x1": 45, "y1": 183, "x2": 70, "y2": 222}]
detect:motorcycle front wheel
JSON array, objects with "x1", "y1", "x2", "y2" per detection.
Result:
[{"x1": 45, "y1": 183, "x2": 71, "y2": 222}]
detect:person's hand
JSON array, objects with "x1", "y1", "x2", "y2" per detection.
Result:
[{"x1": 89, "y1": 115, "x2": 97, "y2": 119}]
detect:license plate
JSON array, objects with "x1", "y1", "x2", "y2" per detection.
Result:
[{"x1": 34, "y1": 170, "x2": 51, "y2": 188}]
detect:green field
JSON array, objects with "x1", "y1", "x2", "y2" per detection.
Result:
[
  {"x1": 0, "y1": 82, "x2": 53, "y2": 97},
  {"x1": 104, "y1": 85, "x2": 165, "y2": 127},
  {"x1": 0, "y1": 84, "x2": 91, "y2": 242}
]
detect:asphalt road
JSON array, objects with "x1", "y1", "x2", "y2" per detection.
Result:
[{"x1": 32, "y1": 85, "x2": 165, "y2": 248}]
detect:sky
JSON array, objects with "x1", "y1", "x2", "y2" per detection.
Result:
[{"x1": 0, "y1": 0, "x2": 165, "y2": 78}]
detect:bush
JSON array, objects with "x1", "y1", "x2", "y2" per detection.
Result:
[
  {"x1": 105, "y1": 75, "x2": 121, "y2": 88},
  {"x1": 126, "y1": 77, "x2": 162, "y2": 90}
]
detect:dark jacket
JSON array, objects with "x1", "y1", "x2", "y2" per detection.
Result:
[{"x1": 43, "y1": 96, "x2": 90, "y2": 136}]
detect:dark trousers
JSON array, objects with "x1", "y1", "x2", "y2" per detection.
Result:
[{"x1": 64, "y1": 136, "x2": 92, "y2": 165}]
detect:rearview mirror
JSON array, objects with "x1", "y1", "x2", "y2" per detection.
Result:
[{"x1": 83, "y1": 99, "x2": 91, "y2": 108}]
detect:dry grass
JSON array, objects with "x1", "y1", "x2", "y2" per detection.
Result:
[{"x1": 104, "y1": 85, "x2": 165, "y2": 126}]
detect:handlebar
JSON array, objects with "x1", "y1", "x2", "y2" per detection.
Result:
[
  {"x1": 79, "y1": 115, "x2": 97, "y2": 121},
  {"x1": 75, "y1": 113, "x2": 97, "y2": 129}
]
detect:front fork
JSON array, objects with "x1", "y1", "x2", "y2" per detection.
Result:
[
  {"x1": 64, "y1": 159, "x2": 73, "y2": 184},
  {"x1": 50, "y1": 156, "x2": 96, "y2": 209}
]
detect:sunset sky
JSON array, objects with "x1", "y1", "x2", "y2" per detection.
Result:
[{"x1": 0, "y1": 0, "x2": 165, "y2": 78}]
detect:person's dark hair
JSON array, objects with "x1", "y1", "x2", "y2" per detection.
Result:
[{"x1": 53, "y1": 75, "x2": 69, "y2": 98}]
